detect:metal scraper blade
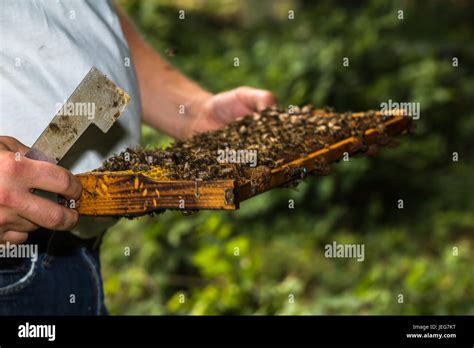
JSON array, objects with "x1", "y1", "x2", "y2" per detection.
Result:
[{"x1": 25, "y1": 67, "x2": 131, "y2": 164}]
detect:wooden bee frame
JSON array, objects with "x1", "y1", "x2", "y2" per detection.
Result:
[{"x1": 76, "y1": 113, "x2": 412, "y2": 217}]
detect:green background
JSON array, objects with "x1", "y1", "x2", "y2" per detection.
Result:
[{"x1": 102, "y1": 0, "x2": 474, "y2": 314}]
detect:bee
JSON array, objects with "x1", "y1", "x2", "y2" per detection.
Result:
[
  {"x1": 165, "y1": 48, "x2": 177, "y2": 57},
  {"x1": 99, "y1": 103, "x2": 398, "y2": 206}
]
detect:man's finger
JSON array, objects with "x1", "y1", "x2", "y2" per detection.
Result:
[
  {"x1": 1, "y1": 231, "x2": 28, "y2": 245},
  {"x1": 12, "y1": 193, "x2": 79, "y2": 231},
  {"x1": 236, "y1": 87, "x2": 277, "y2": 112},
  {"x1": 0, "y1": 136, "x2": 30, "y2": 155},
  {"x1": 255, "y1": 91, "x2": 277, "y2": 111},
  {"x1": 18, "y1": 156, "x2": 82, "y2": 200},
  {"x1": 0, "y1": 205, "x2": 39, "y2": 234}
]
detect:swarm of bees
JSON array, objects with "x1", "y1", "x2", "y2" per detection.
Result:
[{"x1": 99, "y1": 105, "x2": 392, "y2": 187}]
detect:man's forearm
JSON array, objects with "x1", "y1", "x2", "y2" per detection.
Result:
[{"x1": 117, "y1": 10, "x2": 211, "y2": 139}]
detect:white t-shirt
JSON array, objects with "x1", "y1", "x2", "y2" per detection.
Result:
[{"x1": 0, "y1": 0, "x2": 142, "y2": 237}]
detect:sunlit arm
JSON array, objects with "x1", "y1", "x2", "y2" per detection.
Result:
[{"x1": 117, "y1": 9, "x2": 212, "y2": 140}]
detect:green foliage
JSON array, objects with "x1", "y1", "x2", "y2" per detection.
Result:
[{"x1": 102, "y1": 0, "x2": 474, "y2": 314}]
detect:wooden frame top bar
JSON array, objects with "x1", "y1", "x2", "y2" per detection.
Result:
[{"x1": 75, "y1": 113, "x2": 412, "y2": 217}]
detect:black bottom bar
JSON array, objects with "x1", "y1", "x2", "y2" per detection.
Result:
[{"x1": 0, "y1": 315, "x2": 473, "y2": 346}]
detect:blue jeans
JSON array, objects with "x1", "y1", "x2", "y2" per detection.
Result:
[{"x1": 0, "y1": 248, "x2": 107, "y2": 315}]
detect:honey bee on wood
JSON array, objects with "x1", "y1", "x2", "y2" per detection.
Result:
[
  {"x1": 97, "y1": 104, "x2": 403, "y2": 204},
  {"x1": 366, "y1": 144, "x2": 378, "y2": 156},
  {"x1": 165, "y1": 48, "x2": 177, "y2": 57}
]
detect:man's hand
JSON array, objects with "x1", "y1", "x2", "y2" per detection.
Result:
[
  {"x1": 184, "y1": 86, "x2": 277, "y2": 138},
  {"x1": 0, "y1": 136, "x2": 82, "y2": 244}
]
